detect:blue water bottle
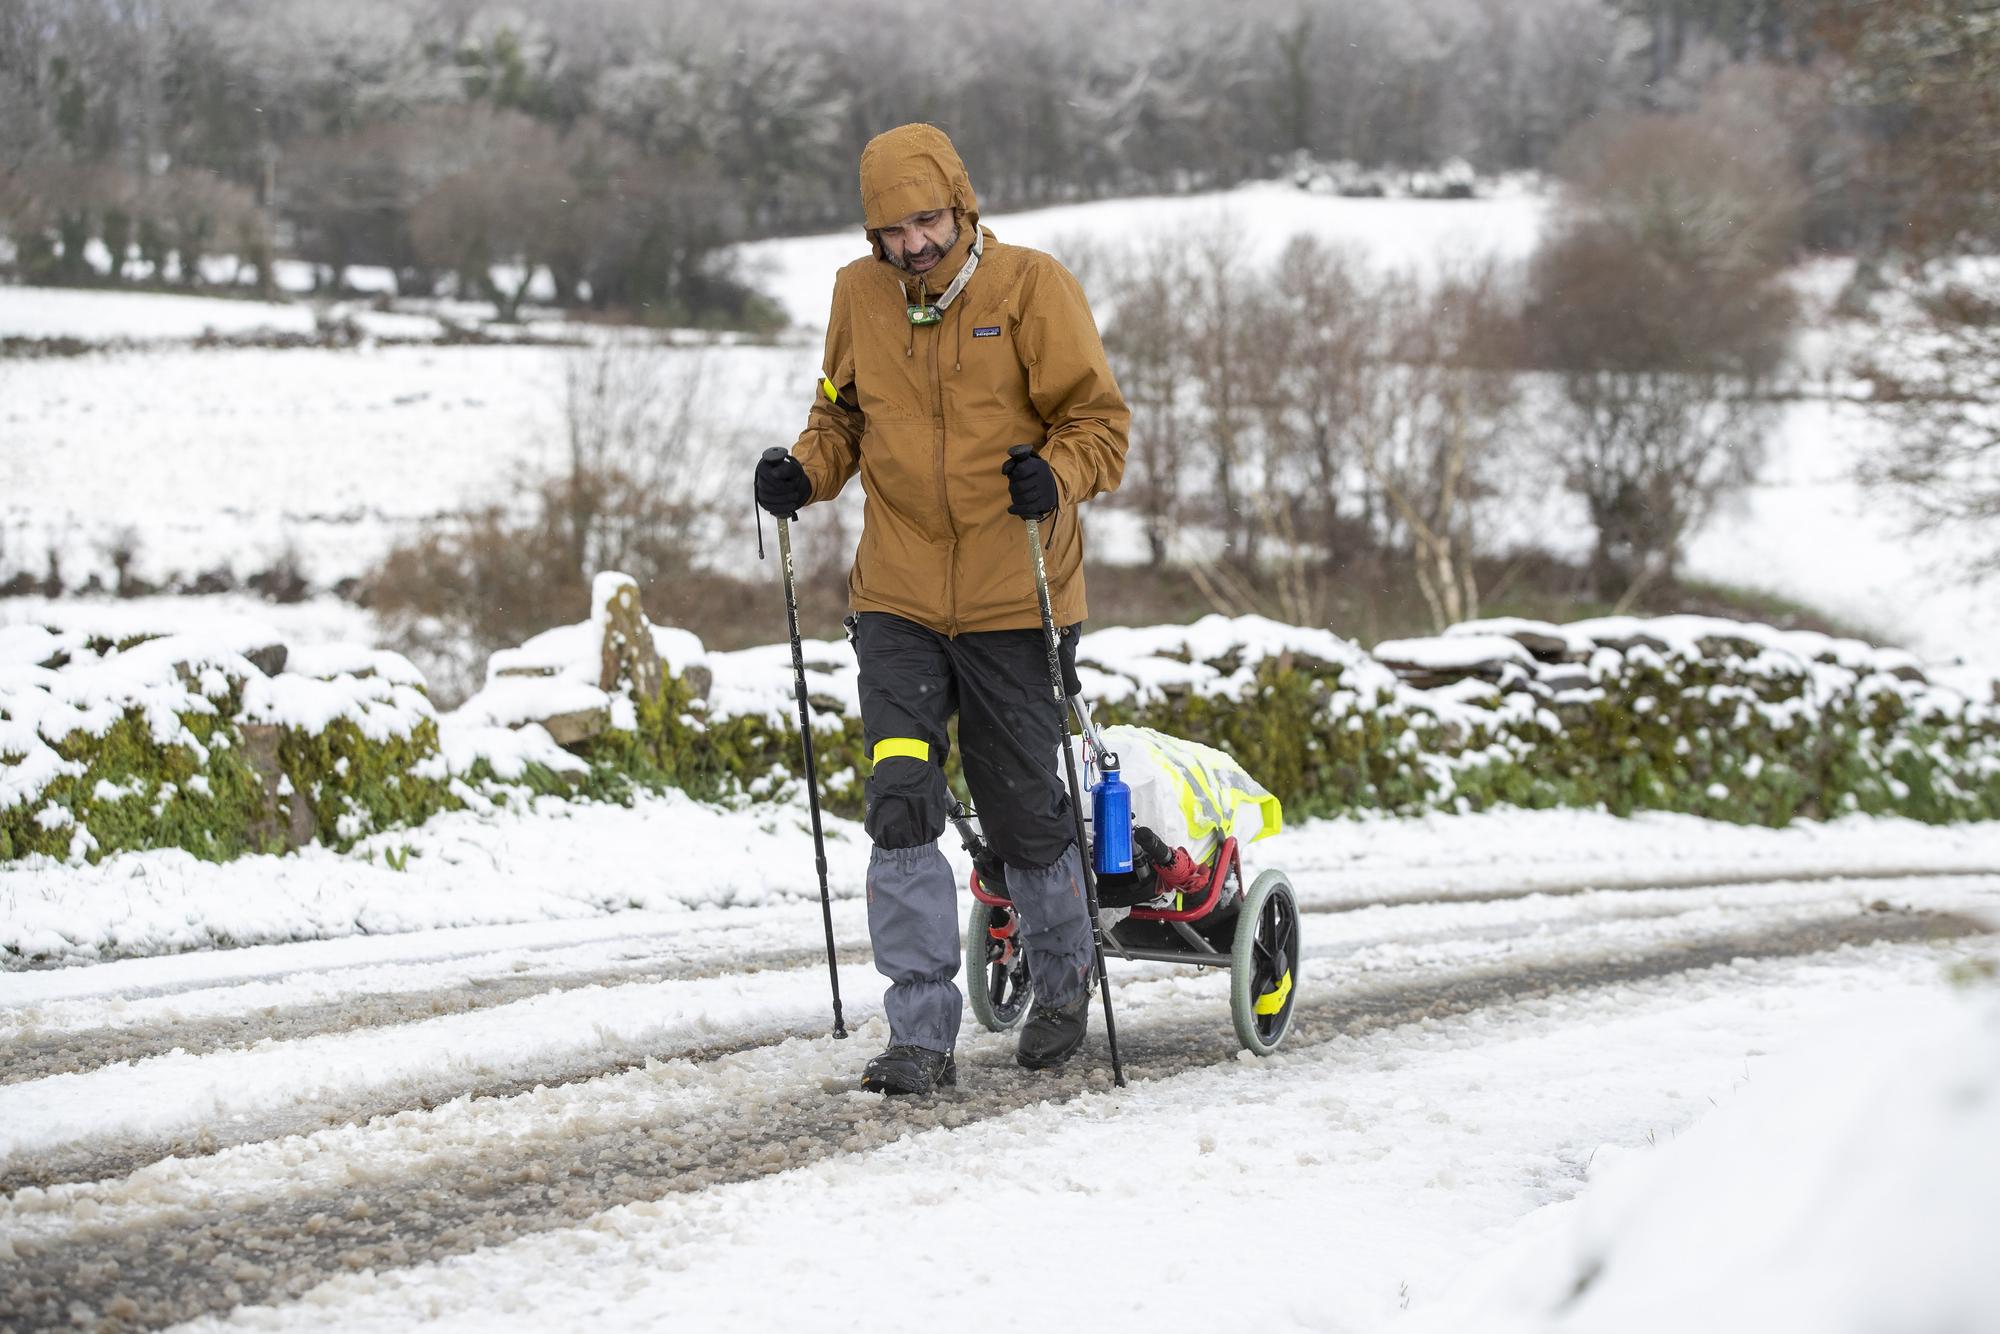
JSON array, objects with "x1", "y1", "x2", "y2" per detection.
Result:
[{"x1": 1091, "y1": 752, "x2": 1134, "y2": 875}]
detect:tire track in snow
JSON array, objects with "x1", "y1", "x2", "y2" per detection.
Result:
[
  {"x1": 2, "y1": 905, "x2": 1986, "y2": 1333},
  {"x1": 0, "y1": 880, "x2": 1977, "y2": 1193},
  {"x1": 0, "y1": 942, "x2": 872, "y2": 1088},
  {"x1": 0, "y1": 1018, "x2": 823, "y2": 1200},
  {"x1": 1296, "y1": 865, "x2": 2000, "y2": 915},
  {"x1": 10, "y1": 870, "x2": 1979, "y2": 1089}
]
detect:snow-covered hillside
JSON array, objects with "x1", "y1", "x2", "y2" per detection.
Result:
[{"x1": 735, "y1": 180, "x2": 1551, "y2": 328}]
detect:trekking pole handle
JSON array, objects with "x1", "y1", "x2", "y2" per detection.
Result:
[
  {"x1": 760, "y1": 446, "x2": 805, "y2": 524},
  {"x1": 1006, "y1": 443, "x2": 1042, "y2": 534}
]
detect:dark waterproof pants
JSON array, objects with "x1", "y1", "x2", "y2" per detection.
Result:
[{"x1": 853, "y1": 612, "x2": 1095, "y2": 1053}]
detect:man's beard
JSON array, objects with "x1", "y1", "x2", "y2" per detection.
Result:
[{"x1": 886, "y1": 218, "x2": 960, "y2": 275}]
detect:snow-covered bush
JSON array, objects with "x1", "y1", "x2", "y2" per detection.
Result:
[
  {"x1": 8, "y1": 594, "x2": 1998, "y2": 868},
  {"x1": 0, "y1": 621, "x2": 453, "y2": 862},
  {"x1": 628, "y1": 609, "x2": 2000, "y2": 830},
  {"x1": 1090, "y1": 613, "x2": 1999, "y2": 825}
]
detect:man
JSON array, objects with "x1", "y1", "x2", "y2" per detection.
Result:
[{"x1": 753, "y1": 123, "x2": 1129, "y2": 1095}]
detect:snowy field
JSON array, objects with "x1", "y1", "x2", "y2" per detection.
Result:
[
  {"x1": 1, "y1": 802, "x2": 1995, "y2": 1330},
  {"x1": 0, "y1": 186, "x2": 1538, "y2": 596},
  {"x1": 0, "y1": 339, "x2": 805, "y2": 593}
]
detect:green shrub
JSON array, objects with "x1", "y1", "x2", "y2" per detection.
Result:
[
  {"x1": 279, "y1": 715, "x2": 455, "y2": 850},
  {"x1": 2, "y1": 704, "x2": 265, "y2": 861},
  {"x1": 12, "y1": 614, "x2": 2000, "y2": 868},
  {"x1": 1086, "y1": 640, "x2": 2000, "y2": 829}
]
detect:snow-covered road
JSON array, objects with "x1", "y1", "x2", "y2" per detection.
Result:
[{"x1": 2, "y1": 812, "x2": 1995, "y2": 1331}]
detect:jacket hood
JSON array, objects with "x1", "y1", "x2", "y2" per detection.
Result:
[{"x1": 860, "y1": 123, "x2": 981, "y2": 235}]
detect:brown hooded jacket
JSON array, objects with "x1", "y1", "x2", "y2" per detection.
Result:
[{"x1": 789, "y1": 123, "x2": 1129, "y2": 635}]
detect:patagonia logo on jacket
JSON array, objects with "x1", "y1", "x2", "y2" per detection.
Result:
[{"x1": 973, "y1": 325, "x2": 1001, "y2": 338}]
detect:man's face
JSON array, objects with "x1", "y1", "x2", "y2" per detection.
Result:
[{"x1": 877, "y1": 208, "x2": 959, "y2": 276}]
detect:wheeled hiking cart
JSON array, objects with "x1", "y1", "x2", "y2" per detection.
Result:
[
  {"x1": 949, "y1": 699, "x2": 1302, "y2": 1058},
  {"x1": 763, "y1": 441, "x2": 1296, "y2": 1073}
]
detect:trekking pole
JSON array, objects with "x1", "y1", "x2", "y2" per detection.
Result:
[
  {"x1": 1008, "y1": 444, "x2": 1125, "y2": 1087},
  {"x1": 761, "y1": 447, "x2": 847, "y2": 1040}
]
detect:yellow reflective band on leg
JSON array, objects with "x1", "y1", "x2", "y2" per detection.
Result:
[
  {"x1": 1254, "y1": 970, "x2": 1292, "y2": 1016},
  {"x1": 871, "y1": 737, "x2": 930, "y2": 765}
]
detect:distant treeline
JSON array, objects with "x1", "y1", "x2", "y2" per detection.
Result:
[
  {"x1": 0, "y1": 0, "x2": 1838, "y2": 318},
  {"x1": 0, "y1": 0, "x2": 1986, "y2": 323}
]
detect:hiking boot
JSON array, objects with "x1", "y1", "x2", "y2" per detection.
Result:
[
  {"x1": 1015, "y1": 991, "x2": 1091, "y2": 1069},
  {"x1": 861, "y1": 1044, "x2": 958, "y2": 1095}
]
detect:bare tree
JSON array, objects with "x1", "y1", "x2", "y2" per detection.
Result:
[
  {"x1": 409, "y1": 113, "x2": 572, "y2": 320},
  {"x1": 1815, "y1": 0, "x2": 2000, "y2": 253},
  {"x1": 1822, "y1": 0, "x2": 2000, "y2": 576},
  {"x1": 1856, "y1": 276, "x2": 2000, "y2": 574},
  {"x1": 1350, "y1": 266, "x2": 1522, "y2": 629},
  {"x1": 1182, "y1": 228, "x2": 1261, "y2": 563},
  {"x1": 554, "y1": 339, "x2": 724, "y2": 585},
  {"x1": 1098, "y1": 228, "x2": 1530, "y2": 628},
  {"x1": 279, "y1": 127, "x2": 415, "y2": 293},
  {"x1": 1527, "y1": 110, "x2": 1800, "y2": 604},
  {"x1": 1, "y1": 163, "x2": 71, "y2": 283},
  {"x1": 0, "y1": 2, "x2": 52, "y2": 175},
  {"x1": 366, "y1": 337, "x2": 733, "y2": 701},
  {"x1": 1253, "y1": 236, "x2": 1374, "y2": 562},
  {"x1": 1100, "y1": 239, "x2": 1199, "y2": 565},
  {"x1": 151, "y1": 168, "x2": 260, "y2": 286}
]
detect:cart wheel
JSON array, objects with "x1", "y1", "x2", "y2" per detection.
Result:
[
  {"x1": 966, "y1": 899, "x2": 1034, "y2": 1031},
  {"x1": 1230, "y1": 869, "x2": 1300, "y2": 1055}
]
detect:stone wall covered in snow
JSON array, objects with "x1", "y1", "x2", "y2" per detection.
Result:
[{"x1": 6, "y1": 582, "x2": 1999, "y2": 867}]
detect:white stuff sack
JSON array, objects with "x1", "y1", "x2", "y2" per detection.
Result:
[{"x1": 1089, "y1": 724, "x2": 1283, "y2": 863}]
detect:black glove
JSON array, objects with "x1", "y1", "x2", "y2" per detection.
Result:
[
  {"x1": 755, "y1": 451, "x2": 812, "y2": 519},
  {"x1": 1001, "y1": 450, "x2": 1059, "y2": 518}
]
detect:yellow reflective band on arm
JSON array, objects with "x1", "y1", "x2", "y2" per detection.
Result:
[
  {"x1": 871, "y1": 737, "x2": 930, "y2": 766},
  {"x1": 1254, "y1": 970, "x2": 1293, "y2": 1016},
  {"x1": 820, "y1": 376, "x2": 840, "y2": 404}
]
